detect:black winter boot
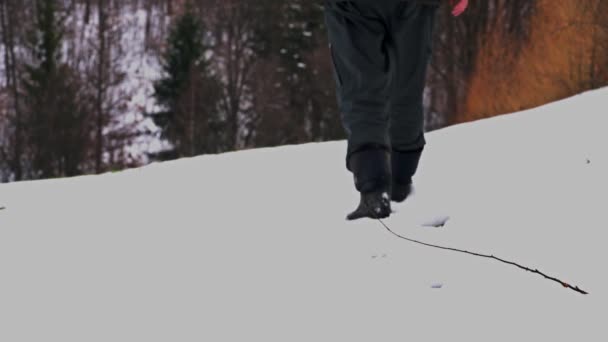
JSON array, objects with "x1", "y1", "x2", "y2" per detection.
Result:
[
  {"x1": 346, "y1": 190, "x2": 392, "y2": 220},
  {"x1": 391, "y1": 180, "x2": 412, "y2": 203},
  {"x1": 346, "y1": 145, "x2": 392, "y2": 220},
  {"x1": 390, "y1": 147, "x2": 423, "y2": 202},
  {"x1": 347, "y1": 144, "x2": 391, "y2": 194}
]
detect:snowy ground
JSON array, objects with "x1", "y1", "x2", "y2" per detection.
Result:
[{"x1": 1, "y1": 88, "x2": 607, "y2": 341}]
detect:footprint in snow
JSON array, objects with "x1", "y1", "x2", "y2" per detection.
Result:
[
  {"x1": 421, "y1": 215, "x2": 450, "y2": 228},
  {"x1": 371, "y1": 254, "x2": 388, "y2": 259}
]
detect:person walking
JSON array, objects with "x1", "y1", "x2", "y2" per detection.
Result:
[{"x1": 324, "y1": 0, "x2": 468, "y2": 220}]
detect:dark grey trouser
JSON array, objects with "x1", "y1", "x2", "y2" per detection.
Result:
[{"x1": 324, "y1": 0, "x2": 437, "y2": 172}]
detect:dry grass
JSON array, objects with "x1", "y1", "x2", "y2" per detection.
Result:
[{"x1": 456, "y1": 0, "x2": 608, "y2": 123}]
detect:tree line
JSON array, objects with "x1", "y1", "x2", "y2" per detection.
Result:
[{"x1": 1, "y1": 0, "x2": 606, "y2": 182}]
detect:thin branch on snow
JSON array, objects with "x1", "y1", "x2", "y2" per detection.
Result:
[{"x1": 364, "y1": 203, "x2": 589, "y2": 295}]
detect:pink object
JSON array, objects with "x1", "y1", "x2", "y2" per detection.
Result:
[{"x1": 450, "y1": 0, "x2": 469, "y2": 17}]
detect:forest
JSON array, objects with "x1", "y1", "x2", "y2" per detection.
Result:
[{"x1": 1, "y1": 0, "x2": 606, "y2": 182}]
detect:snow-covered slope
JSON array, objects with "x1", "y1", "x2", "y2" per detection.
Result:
[{"x1": 1, "y1": 88, "x2": 607, "y2": 342}]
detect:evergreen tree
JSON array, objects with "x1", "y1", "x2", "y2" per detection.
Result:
[
  {"x1": 251, "y1": 0, "x2": 343, "y2": 146},
  {"x1": 22, "y1": 0, "x2": 90, "y2": 178},
  {"x1": 150, "y1": 6, "x2": 221, "y2": 160},
  {"x1": 278, "y1": 0, "x2": 343, "y2": 143}
]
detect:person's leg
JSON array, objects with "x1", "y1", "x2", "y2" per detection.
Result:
[
  {"x1": 324, "y1": 1, "x2": 392, "y2": 193},
  {"x1": 386, "y1": 3, "x2": 438, "y2": 187}
]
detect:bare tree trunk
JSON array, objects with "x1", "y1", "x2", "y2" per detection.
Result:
[
  {"x1": 189, "y1": 74, "x2": 195, "y2": 157},
  {"x1": 95, "y1": 0, "x2": 107, "y2": 173},
  {"x1": 84, "y1": 0, "x2": 91, "y2": 24},
  {"x1": 0, "y1": 0, "x2": 23, "y2": 180},
  {"x1": 166, "y1": 0, "x2": 173, "y2": 16},
  {"x1": 213, "y1": 1, "x2": 258, "y2": 151}
]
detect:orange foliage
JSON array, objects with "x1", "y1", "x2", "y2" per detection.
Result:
[{"x1": 456, "y1": 0, "x2": 608, "y2": 123}]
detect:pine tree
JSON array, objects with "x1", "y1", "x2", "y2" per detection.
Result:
[
  {"x1": 276, "y1": 0, "x2": 335, "y2": 143},
  {"x1": 21, "y1": 0, "x2": 90, "y2": 179},
  {"x1": 150, "y1": 6, "x2": 221, "y2": 160},
  {"x1": 251, "y1": 0, "x2": 343, "y2": 146}
]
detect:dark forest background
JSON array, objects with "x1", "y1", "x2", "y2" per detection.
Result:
[{"x1": 1, "y1": 0, "x2": 607, "y2": 182}]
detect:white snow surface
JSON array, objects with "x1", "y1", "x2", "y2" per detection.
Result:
[{"x1": 1, "y1": 87, "x2": 607, "y2": 341}]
